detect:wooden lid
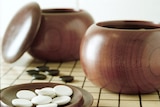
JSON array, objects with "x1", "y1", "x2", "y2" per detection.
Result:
[{"x1": 2, "y1": 2, "x2": 41, "y2": 63}]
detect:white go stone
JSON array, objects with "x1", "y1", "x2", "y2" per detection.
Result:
[
  {"x1": 16, "y1": 90, "x2": 36, "y2": 100},
  {"x1": 52, "y1": 96, "x2": 71, "y2": 106},
  {"x1": 35, "y1": 87, "x2": 56, "y2": 98},
  {"x1": 36, "y1": 103, "x2": 58, "y2": 107},
  {"x1": 31, "y1": 96, "x2": 52, "y2": 105},
  {"x1": 53, "y1": 85, "x2": 73, "y2": 96},
  {"x1": 12, "y1": 99, "x2": 33, "y2": 107}
]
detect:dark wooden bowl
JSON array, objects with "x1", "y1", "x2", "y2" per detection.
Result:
[
  {"x1": 2, "y1": 2, "x2": 94, "y2": 63},
  {"x1": 80, "y1": 20, "x2": 160, "y2": 94},
  {"x1": 28, "y1": 9, "x2": 94, "y2": 62}
]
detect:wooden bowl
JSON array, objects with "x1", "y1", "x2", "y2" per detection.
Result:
[
  {"x1": 28, "y1": 8, "x2": 94, "y2": 62},
  {"x1": 0, "y1": 83, "x2": 93, "y2": 107},
  {"x1": 80, "y1": 20, "x2": 160, "y2": 94},
  {"x1": 2, "y1": 2, "x2": 94, "y2": 63}
]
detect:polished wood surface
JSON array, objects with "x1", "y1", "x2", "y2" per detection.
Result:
[
  {"x1": 2, "y1": 2, "x2": 41, "y2": 63},
  {"x1": 80, "y1": 20, "x2": 160, "y2": 94}
]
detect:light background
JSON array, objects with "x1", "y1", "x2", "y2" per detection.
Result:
[{"x1": 0, "y1": 0, "x2": 160, "y2": 38}]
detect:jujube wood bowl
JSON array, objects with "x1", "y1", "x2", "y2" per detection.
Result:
[
  {"x1": 2, "y1": 2, "x2": 94, "y2": 63},
  {"x1": 80, "y1": 20, "x2": 160, "y2": 94}
]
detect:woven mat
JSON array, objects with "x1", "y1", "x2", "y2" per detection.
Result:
[{"x1": 1, "y1": 53, "x2": 160, "y2": 107}]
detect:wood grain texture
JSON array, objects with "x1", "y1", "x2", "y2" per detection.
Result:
[
  {"x1": 80, "y1": 20, "x2": 160, "y2": 94},
  {"x1": 28, "y1": 9, "x2": 94, "y2": 62}
]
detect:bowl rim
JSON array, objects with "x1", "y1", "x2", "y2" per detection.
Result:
[
  {"x1": 96, "y1": 20, "x2": 160, "y2": 31},
  {"x1": 42, "y1": 8, "x2": 85, "y2": 15}
]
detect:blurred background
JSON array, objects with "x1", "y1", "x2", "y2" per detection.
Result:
[{"x1": 0, "y1": 0, "x2": 160, "y2": 38}]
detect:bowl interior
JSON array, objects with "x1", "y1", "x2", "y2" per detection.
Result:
[
  {"x1": 42, "y1": 8, "x2": 81, "y2": 13},
  {"x1": 97, "y1": 20, "x2": 160, "y2": 30}
]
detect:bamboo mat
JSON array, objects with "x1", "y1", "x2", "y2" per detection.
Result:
[{"x1": 1, "y1": 53, "x2": 160, "y2": 107}]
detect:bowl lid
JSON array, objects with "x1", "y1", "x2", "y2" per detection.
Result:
[{"x1": 2, "y1": 2, "x2": 41, "y2": 63}]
